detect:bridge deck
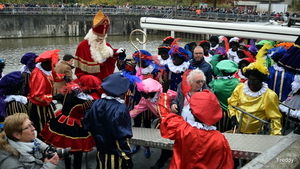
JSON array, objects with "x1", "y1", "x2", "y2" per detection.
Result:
[{"x1": 130, "y1": 127, "x2": 284, "y2": 160}]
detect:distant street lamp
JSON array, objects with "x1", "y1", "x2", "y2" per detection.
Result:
[
  {"x1": 267, "y1": 0, "x2": 272, "y2": 21},
  {"x1": 175, "y1": 0, "x2": 178, "y2": 17}
]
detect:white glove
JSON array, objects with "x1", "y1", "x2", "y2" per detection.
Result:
[{"x1": 116, "y1": 48, "x2": 125, "y2": 54}]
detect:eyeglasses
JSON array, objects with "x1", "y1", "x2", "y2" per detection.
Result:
[
  {"x1": 194, "y1": 80, "x2": 206, "y2": 84},
  {"x1": 22, "y1": 122, "x2": 34, "y2": 130},
  {"x1": 194, "y1": 52, "x2": 203, "y2": 55}
]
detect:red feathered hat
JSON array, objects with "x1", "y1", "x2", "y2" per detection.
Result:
[
  {"x1": 198, "y1": 40, "x2": 210, "y2": 47},
  {"x1": 163, "y1": 36, "x2": 175, "y2": 45},
  {"x1": 190, "y1": 90, "x2": 222, "y2": 126},
  {"x1": 92, "y1": 11, "x2": 110, "y2": 37},
  {"x1": 60, "y1": 75, "x2": 101, "y2": 95},
  {"x1": 36, "y1": 49, "x2": 60, "y2": 67},
  {"x1": 240, "y1": 50, "x2": 256, "y2": 63},
  {"x1": 79, "y1": 75, "x2": 102, "y2": 92}
]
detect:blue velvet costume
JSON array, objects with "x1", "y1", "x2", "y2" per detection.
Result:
[
  {"x1": 165, "y1": 65, "x2": 193, "y2": 91},
  {"x1": 266, "y1": 65, "x2": 295, "y2": 101},
  {"x1": 83, "y1": 98, "x2": 132, "y2": 157}
]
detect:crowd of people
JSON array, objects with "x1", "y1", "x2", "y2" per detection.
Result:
[
  {"x1": 0, "y1": 10, "x2": 299, "y2": 169},
  {"x1": 1, "y1": 2, "x2": 298, "y2": 18}
]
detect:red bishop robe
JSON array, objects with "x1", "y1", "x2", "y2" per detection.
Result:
[
  {"x1": 74, "y1": 40, "x2": 119, "y2": 81},
  {"x1": 28, "y1": 68, "x2": 65, "y2": 106},
  {"x1": 158, "y1": 93, "x2": 234, "y2": 169}
]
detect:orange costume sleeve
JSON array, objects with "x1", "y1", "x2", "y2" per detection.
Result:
[{"x1": 52, "y1": 69, "x2": 65, "y2": 82}]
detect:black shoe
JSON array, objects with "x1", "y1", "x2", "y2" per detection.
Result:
[
  {"x1": 294, "y1": 126, "x2": 300, "y2": 135},
  {"x1": 150, "y1": 161, "x2": 164, "y2": 169}
]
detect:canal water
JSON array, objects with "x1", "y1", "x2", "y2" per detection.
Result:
[{"x1": 0, "y1": 35, "x2": 198, "y2": 75}]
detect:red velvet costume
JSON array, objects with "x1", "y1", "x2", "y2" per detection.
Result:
[
  {"x1": 74, "y1": 40, "x2": 119, "y2": 81},
  {"x1": 158, "y1": 93, "x2": 234, "y2": 169},
  {"x1": 28, "y1": 68, "x2": 64, "y2": 106},
  {"x1": 27, "y1": 49, "x2": 65, "y2": 134}
]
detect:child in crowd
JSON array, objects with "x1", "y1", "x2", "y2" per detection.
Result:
[{"x1": 83, "y1": 72, "x2": 134, "y2": 169}]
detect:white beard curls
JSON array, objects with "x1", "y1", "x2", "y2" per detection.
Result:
[{"x1": 84, "y1": 29, "x2": 114, "y2": 64}]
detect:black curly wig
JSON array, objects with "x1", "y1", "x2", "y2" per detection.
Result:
[
  {"x1": 0, "y1": 62, "x2": 5, "y2": 70},
  {"x1": 238, "y1": 60, "x2": 250, "y2": 69},
  {"x1": 244, "y1": 68, "x2": 268, "y2": 82}
]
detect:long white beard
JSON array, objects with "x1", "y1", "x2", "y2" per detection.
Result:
[{"x1": 85, "y1": 29, "x2": 114, "y2": 64}]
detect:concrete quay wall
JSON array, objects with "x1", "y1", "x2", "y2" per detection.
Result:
[{"x1": 0, "y1": 14, "x2": 153, "y2": 38}]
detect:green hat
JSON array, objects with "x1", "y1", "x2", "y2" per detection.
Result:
[
  {"x1": 216, "y1": 60, "x2": 238, "y2": 74},
  {"x1": 256, "y1": 40, "x2": 275, "y2": 46}
]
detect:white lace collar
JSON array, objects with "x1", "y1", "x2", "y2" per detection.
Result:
[
  {"x1": 36, "y1": 63, "x2": 52, "y2": 76},
  {"x1": 233, "y1": 56, "x2": 243, "y2": 64},
  {"x1": 101, "y1": 93, "x2": 124, "y2": 104},
  {"x1": 77, "y1": 92, "x2": 93, "y2": 100},
  {"x1": 157, "y1": 55, "x2": 170, "y2": 66},
  {"x1": 187, "y1": 120, "x2": 217, "y2": 131},
  {"x1": 210, "y1": 44, "x2": 219, "y2": 50},
  {"x1": 4, "y1": 95, "x2": 28, "y2": 104},
  {"x1": 227, "y1": 49, "x2": 238, "y2": 58},
  {"x1": 167, "y1": 59, "x2": 190, "y2": 73},
  {"x1": 243, "y1": 81, "x2": 268, "y2": 97},
  {"x1": 135, "y1": 64, "x2": 154, "y2": 75},
  {"x1": 273, "y1": 63, "x2": 285, "y2": 72},
  {"x1": 217, "y1": 75, "x2": 235, "y2": 80},
  {"x1": 147, "y1": 92, "x2": 159, "y2": 103},
  {"x1": 20, "y1": 65, "x2": 32, "y2": 74},
  {"x1": 238, "y1": 69, "x2": 247, "y2": 80}
]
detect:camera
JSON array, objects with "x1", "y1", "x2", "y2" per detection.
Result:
[{"x1": 43, "y1": 145, "x2": 71, "y2": 159}]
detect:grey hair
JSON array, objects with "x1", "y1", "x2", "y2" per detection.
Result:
[{"x1": 186, "y1": 68, "x2": 206, "y2": 84}]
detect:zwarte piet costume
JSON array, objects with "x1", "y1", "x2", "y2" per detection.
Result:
[
  {"x1": 83, "y1": 72, "x2": 133, "y2": 169},
  {"x1": 27, "y1": 49, "x2": 65, "y2": 134}
]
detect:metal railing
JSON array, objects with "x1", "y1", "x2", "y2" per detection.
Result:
[
  {"x1": 0, "y1": 7, "x2": 166, "y2": 15},
  {"x1": 0, "y1": 7, "x2": 284, "y2": 23},
  {"x1": 162, "y1": 10, "x2": 173, "y2": 19},
  {"x1": 232, "y1": 106, "x2": 269, "y2": 134}
]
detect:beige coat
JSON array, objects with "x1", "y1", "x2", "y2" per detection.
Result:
[{"x1": 53, "y1": 60, "x2": 74, "y2": 94}]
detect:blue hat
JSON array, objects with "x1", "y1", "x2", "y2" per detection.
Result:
[
  {"x1": 0, "y1": 71, "x2": 23, "y2": 88},
  {"x1": 268, "y1": 46, "x2": 287, "y2": 63},
  {"x1": 21, "y1": 53, "x2": 37, "y2": 65},
  {"x1": 132, "y1": 50, "x2": 153, "y2": 62},
  {"x1": 0, "y1": 71, "x2": 23, "y2": 118},
  {"x1": 168, "y1": 45, "x2": 189, "y2": 61},
  {"x1": 101, "y1": 72, "x2": 130, "y2": 97},
  {"x1": 20, "y1": 53, "x2": 38, "y2": 72},
  {"x1": 132, "y1": 50, "x2": 163, "y2": 70}
]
